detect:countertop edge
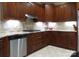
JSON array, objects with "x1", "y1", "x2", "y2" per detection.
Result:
[{"x1": 0, "y1": 30, "x2": 77, "y2": 39}]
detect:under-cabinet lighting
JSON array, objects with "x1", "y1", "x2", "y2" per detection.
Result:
[
  {"x1": 65, "y1": 21, "x2": 76, "y2": 26},
  {"x1": 48, "y1": 22, "x2": 56, "y2": 28}
]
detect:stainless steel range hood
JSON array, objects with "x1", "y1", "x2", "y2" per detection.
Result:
[{"x1": 25, "y1": 14, "x2": 38, "y2": 22}]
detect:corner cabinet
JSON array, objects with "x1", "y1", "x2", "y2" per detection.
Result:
[
  {"x1": 45, "y1": 3, "x2": 77, "y2": 22},
  {"x1": 63, "y1": 3, "x2": 77, "y2": 21},
  {"x1": 27, "y1": 32, "x2": 48, "y2": 55}
]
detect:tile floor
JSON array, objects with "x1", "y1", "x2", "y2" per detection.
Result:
[{"x1": 27, "y1": 45, "x2": 75, "y2": 57}]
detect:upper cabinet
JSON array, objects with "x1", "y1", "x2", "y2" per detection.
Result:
[
  {"x1": 1, "y1": 2, "x2": 77, "y2": 22},
  {"x1": 2, "y1": 3, "x2": 26, "y2": 21},
  {"x1": 55, "y1": 5, "x2": 64, "y2": 21},
  {"x1": 45, "y1": 3, "x2": 77, "y2": 22},
  {"x1": 45, "y1": 4, "x2": 55, "y2": 21},
  {"x1": 1, "y1": 3, "x2": 45, "y2": 22},
  {"x1": 55, "y1": 3, "x2": 76, "y2": 21},
  {"x1": 63, "y1": 3, "x2": 76, "y2": 21},
  {"x1": 31, "y1": 3, "x2": 45, "y2": 21},
  {"x1": 76, "y1": 2, "x2": 79, "y2": 10}
]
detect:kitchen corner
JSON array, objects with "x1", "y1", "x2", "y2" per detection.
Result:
[{"x1": 0, "y1": 2, "x2": 78, "y2": 57}]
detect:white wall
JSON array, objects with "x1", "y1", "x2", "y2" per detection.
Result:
[
  {"x1": 53, "y1": 21, "x2": 76, "y2": 31},
  {"x1": 3, "y1": 20, "x2": 23, "y2": 32},
  {"x1": 33, "y1": 22, "x2": 46, "y2": 31}
]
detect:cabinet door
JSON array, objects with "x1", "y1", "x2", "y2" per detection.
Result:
[
  {"x1": 42, "y1": 32, "x2": 49, "y2": 46},
  {"x1": 70, "y1": 3, "x2": 76, "y2": 20},
  {"x1": 49, "y1": 31, "x2": 57, "y2": 45},
  {"x1": 55, "y1": 6, "x2": 59, "y2": 21},
  {"x1": 59, "y1": 32, "x2": 68, "y2": 48},
  {"x1": 2, "y1": 3, "x2": 9, "y2": 19},
  {"x1": 32, "y1": 4, "x2": 45, "y2": 21},
  {"x1": 67, "y1": 32, "x2": 77, "y2": 50},
  {"x1": 64, "y1": 4, "x2": 71, "y2": 20},
  {"x1": 27, "y1": 33, "x2": 44, "y2": 55},
  {"x1": 54, "y1": 32, "x2": 66, "y2": 47},
  {"x1": 45, "y1": 4, "x2": 55, "y2": 21},
  {"x1": 57, "y1": 6, "x2": 62, "y2": 21},
  {"x1": 2, "y1": 37, "x2": 10, "y2": 57},
  {"x1": 0, "y1": 37, "x2": 10, "y2": 57},
  {"x1": 59, "y1": 5, "x2": 64, "y2": 21},
  {"x1": 76, "y1": 2, "x2": 79, "y2": 10}
]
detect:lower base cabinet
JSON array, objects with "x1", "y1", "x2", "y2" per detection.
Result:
[
  {"x1": 50, "y1": 31, "x2": 77, "y2": 50},
  {"x1": 0, "y1": 31, "x2": 77, "y2": 56},
  {"x1": 0, "y1": 37, "x2": 10, "y2": 57},
  {"x1": 27, "y1": 32, "x2": 47, "y2": 55},
  {"x1": 27, "y1": 31, "x2": 77, "y2": 56}
]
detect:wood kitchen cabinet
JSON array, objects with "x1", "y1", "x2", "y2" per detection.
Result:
[
  {"x1": 55, "y1": 5, "x2": 64, "y2": 21},
  {"x1": 45, "y1": 4, "x2": 55, "y2": 21},
  {"x1": 66, "y1": 32, "x2": 77, "y2": 50},
  {"x1": 50, "y1": 31, "x2": 77, "y2": 50},
  {"x1": 55, "y1": 3, "x2": 76, "y2": 21},
  {"x1": 0, "y1": 37, "x2": 10, "y2": 57},
  {"x1": 45, "y1": 3, "x2": 76, "y2": 22},
  {"x1": 49, "y1": 31, "x2": 62, "y2": 46},
  {"x1": 63, "y1": 3, "x2": 76, "y2": 21},
  {"x1": 27, "y1": 32, "x2": 49, "y2": 55},
  {"x1": 27, "y1": 31, "x2": 77, "y2": 55},
  {"x1": 2, "y1": 3, "x2": 26, "y2": 21},
  {"x1": 31, "y1": 3, "x2": 45, "y2": 21},
  {"x1": 1, "y1": 2, "x2": 77, "y2": 22},
  {"x1": 76, "y1": 2, "x2": 79, "y2": 10},
  {"x1": 1, "y1": 2, "x2": 45, "y2": 21},
  {"x1": 27, "y1": 32, "x2": 45, "y2": 55},
  {"x1": 42, "y1": 32, "x2": 50, "y2": 45}
]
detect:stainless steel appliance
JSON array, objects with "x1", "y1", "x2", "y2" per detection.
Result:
[{"x1": 9, "y1": 35, "x2": 27, "y2": 57}]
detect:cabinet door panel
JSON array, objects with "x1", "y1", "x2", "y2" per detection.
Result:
[
  {"x1": 45, "y1": 4, "x2": 55, "y2": 21},
  {"x1": 67, "y1": 32, "x2": 77, "y2": 50},
  {"x1": 76, "y1": 3, "x2": 79, "y2": 10},
  {"x1": 27, "y1": 32, "x2": 46, "y2": 55},
  {"x1": 32, "y1": 4, "x2": 45, "y2": 21},
  {"x1": 70, "y1": 4, "x2": 76, "y2": 20},
  {"x1": 0, "y1": 37, "x2": 10, "y2": 57}
]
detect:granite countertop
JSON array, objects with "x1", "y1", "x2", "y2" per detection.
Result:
[
  {"x1": 0, "y1": 31, "x2": 43, "y2": 39},
  {"x1": 0, "y1": 30, "x2": 77, "y2": 39}
]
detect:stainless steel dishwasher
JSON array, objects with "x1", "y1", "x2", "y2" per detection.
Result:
[{"x1": 9, "y1": 35, "x2": 27, "y2": 57}]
